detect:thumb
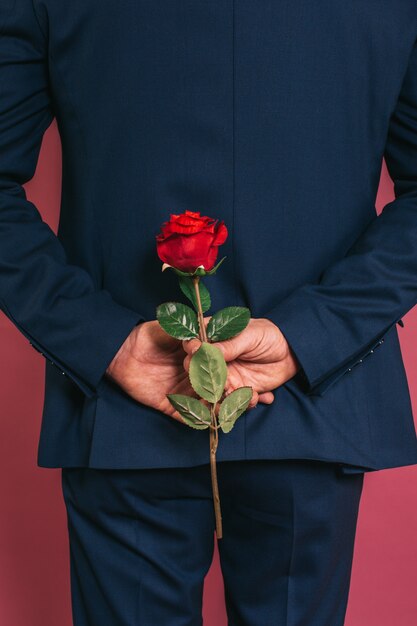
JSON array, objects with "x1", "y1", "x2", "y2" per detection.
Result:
[{"x1": 182, "y1": 337, "x2": 202, "y2": 355}]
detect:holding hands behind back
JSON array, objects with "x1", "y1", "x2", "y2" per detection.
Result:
[
  {"x1": 106, "y1": 317, "x2": 300, "y2": 422},
  {"x1": 183, "y1": 316, "x2": 300, "y2": 403}
]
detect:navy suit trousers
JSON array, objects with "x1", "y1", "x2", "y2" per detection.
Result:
[{"x1": 61, "y1": 460, "x2": 364, "y2": 626}]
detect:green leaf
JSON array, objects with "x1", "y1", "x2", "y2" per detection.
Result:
[
  {"x1": 189, "y1": 342, "x2": 227, "y2": 403},
  {"x1": 218, "y1": 387, "x2": 253, "y2": 433},
  {"x1": 166, "y1": 394, "x2": 211, "y2": 429},
  {"x1": 178, "y1": 277, "x2": 211, "y2": 313},
  {"x1": 206, "y1": 306, "x2": 250, "y2": 341},
  {"x1": 156, "y1": 302, "x2": 199, "y2": 339}
]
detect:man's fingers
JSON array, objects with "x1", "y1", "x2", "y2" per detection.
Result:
[
  {"x1": 182, "y1": 337, "x2": 201, "y2": 355},
  {"x1": 183, "y1": 353, "x2": 277, "y2": 405},
  {"x1": 179, "y1": 337, "x2": 241, "y2": 363},
  {"x1": 183, "y1": 353, "x2": 191, "y2": 372},
  {"x1": 181, "y1": 316, "x2": 213, "y2": 355},
  {"x1": 214, "y1": 338, "x2": 245, "y2": 362},
  {"x1": 258, "y1": 391, "x2": 275, "y2": 404},
  {"x1": 247, "y1": 389, "x2": 259, "y2": 409},
  {"x1": 183, "y1": 328, "x2": 253, "y2": 363}
]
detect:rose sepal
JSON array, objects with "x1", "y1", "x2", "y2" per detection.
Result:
[
  {"x1": 160, "y1": 256, "x2": 227, "y2": 277},
  {"x1": 204, "y1": 256, "x2": 227, "y2": 275},
  {"x1": 161, "y1": 262, "x2": 195, "y2": 276}
]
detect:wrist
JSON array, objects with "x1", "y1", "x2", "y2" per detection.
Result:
[{"x1": 105, "y1": 327, "x2": 135, "y2": 379}]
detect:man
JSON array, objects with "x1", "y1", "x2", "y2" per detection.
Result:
[{"x1": 1, "y1": 1, "x2": 417, "y2": 624}]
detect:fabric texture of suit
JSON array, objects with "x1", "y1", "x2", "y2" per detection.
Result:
[{"x1": 1, "y1": 0, "x2": 417, "y2": 473}]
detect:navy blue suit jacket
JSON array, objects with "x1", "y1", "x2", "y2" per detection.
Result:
[{"x1": 1, "y1": 0, "x2": 417, "y2": 473}]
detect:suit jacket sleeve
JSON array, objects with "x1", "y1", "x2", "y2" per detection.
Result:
[
  {"x1": 0, "y1": 0, "x2": 145, "y2": 399},
  {"x1": 264, "y1": 34, "x2": 417, "y2": 397}
]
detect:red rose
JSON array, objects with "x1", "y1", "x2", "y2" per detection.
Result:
[{"x1": 156, "y1": 210, "x2": 228, "y2": 272}]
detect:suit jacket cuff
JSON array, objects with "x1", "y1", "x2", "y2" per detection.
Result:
[
  {"x1": 263, "y1": 287, "x2": 396, "y2": 396},
  {"x1": 1, "y1": 290, "x2": 145, "y2": 398}
]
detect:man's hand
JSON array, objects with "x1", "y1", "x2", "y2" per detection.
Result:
[
  {"x1": 105, "y1": 321, "x2": 199, "y2": 423},
  {"x1": 182, "y1": 317, "x2": 300, "y2": 402},
  {"x1": 105, "y1": 320, "x2": 266, "y2": 423}
]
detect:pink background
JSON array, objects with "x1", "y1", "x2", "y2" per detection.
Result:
[{"x1": 1, "y1": 120, "x2": 417, "y2": 625}]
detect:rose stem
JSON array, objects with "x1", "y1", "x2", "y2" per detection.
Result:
[
  {"x1": 210, "y1": 404, "x2": 222, "y2": 537},
  {"x1": 192, "y1": 276, "x2": 223, "y2": 539}
]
